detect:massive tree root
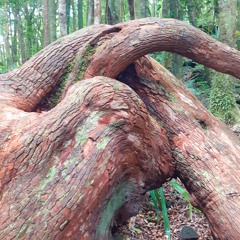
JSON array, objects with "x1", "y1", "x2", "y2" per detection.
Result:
[{"x1": 0, "y1": 18, "x2": 240, "y2": 239}]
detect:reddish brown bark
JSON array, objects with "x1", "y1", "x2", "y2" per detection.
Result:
[
  {"x1": 0, "y1": 24, "x2": 113, "y2": 111},
  {"x1": 118, "y1": 56, "x2": 240, "y2": 239},
  {"x1": 0, "y1": 18, "x2": 240, "y2": 239},
  {"x1": 0, "y1": 77, "x2": 173, "y2": 239},
  {"x1": 85, "y1": 18, "x2": 240, "y2": 79}
]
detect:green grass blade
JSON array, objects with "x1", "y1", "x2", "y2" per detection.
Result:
[
  {"x1": 170, "y1": 179, "x2": 190, "y2": 201},
  {"x1": 171, "y1": 179, "x2": 202, "y2": 218},
  {"x1": 150, "y1": 190, "x2": 160, "y2": 219},
  {"x1": 159, "y1": 187, "x2": 171, "y2": 240},
  {"x1": 188, "y1": 202, "x2": 193, "y2": 221},
  {"x1": 153, "y1": 189, "x2": 162, "y2": 211}
]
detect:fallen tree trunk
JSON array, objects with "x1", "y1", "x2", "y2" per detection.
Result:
[{"x1": 0, "y1": 18, "x2": 240, "y2": 239}]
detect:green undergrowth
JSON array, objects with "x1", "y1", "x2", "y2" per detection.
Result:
[
  {"x1": 149, "y1": 179, "x2": 201, "y2": 240},
  {"x1": 210, "y1": 73, "x2": 239, "y2": 124}
]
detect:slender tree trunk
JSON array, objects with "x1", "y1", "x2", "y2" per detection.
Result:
[
  {"x1": 11, "y1": 9, "x2": 18, "y2": 64},
  {"x1": 237, "y1": 0, "x2": 240, "y2": 50},
  {"x1": 66, "y1": 0, "x2": 71, "y2": 33},
  {"x1": 24, "y1": 5, "x2": 34, "y2": 59},
  {"x1": 72, "y1": 0, "x2": 77, "y2": 31},
  {"x1": 128, "y1": 0, "x2": 135, "y2": 20},
  {"x1": 105, "y1": 0, "x2": 109, "y2": 23},
  {"x1": 186, "y1": 0, "x2": 196, "y2": 26},
  {"x1": 13, "y1": 11, "x2": 26, "y2": 64},
  {"x1": 94, "y1": 0, "x2": 101, "y2": 24},
  {"x1": 77, "y1": 0, "x2": 83, "y2": 29},
  {"x1": 59, "y1": 0, "x2": 68, "y2": 36},
  {"x1": 43, "y1": 0, "x2": 50, "y2": 46},
  {"x1": 108, "y1": 0, "x2": 119, "y2": 24},
  {"x1": 49, "y1": 0, "x2": 57, "y2": 42},
  {"x1": 135, "y1": 0, "x2": 148, "y2": 18},
  {"x1": 87, "y1": 0, "x2": 94, "y2": 26},
  {"x1": 151, "y1": 0, "x2": 156, "y2": 17},
  {"x1": 4, "y1": 0, "x2": 11, "y2": 70},
  {"x1": 170, "y1": 0, "x2": 183, "y2": 79},
  {"x1": 0, "y1": 45, "x2": 5, "y2": 66},
  {"x1": 117, "y1": 0, "x2": 122, "y2": 22},
  {"x1": 161, "y1": 0, "x2": 171, "y2": 69},
  {"x1": 36, "y1": 11, "x2": 43, "y2": 51}
]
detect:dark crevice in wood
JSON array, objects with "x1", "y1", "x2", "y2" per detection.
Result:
[
  {"x1": 33, "y1": 69, "x2": 69, "y2": 112},
  {"x1": 196, "y1": 118, "x2": 208, "y2": 130}
]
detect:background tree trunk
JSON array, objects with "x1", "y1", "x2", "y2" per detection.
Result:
[
  {"x1": 128, "y1": 0, "x2": 135, "y2": 20},
  {"x1": 94, "y1": 0, "x2": 101, "y2": 24},
  {"x1": 135, "y1": 0, "x2": 149, "y2": 18},
  {"x1": 107, "y1": 0, "x2": 119, "y2": 24},
  {"x1": 59, "y1": 0, "x2": 67, "y2": 36},
  {"x1": 49, "y1": 0, "x2": 57, "y2": 42},
  {"x1": 87, "y1": 0, "x2": 94, "y2": 26},
  {"x1": 170, "y1": 0, "x2": 183, "y2": 79},
  {"x1": 11, "y1": 10, "x2": 18, "y2": 65},
  {"x1": 72, "y1": 0, "x2": 77, "y2": 31},
  {"x1": 161, "y1": 0, "x2": 171, "y2": 69},
  {"x1": 13, "y1": 10, "x2": 26, "y2": 64},
  {"x1": 78, "y1": 0, "x2": 83, "y2": 29},
  {"x1": 4, "y1": 0, "x2": 11, "y2": 69},
  {"x1": 66, "y1": 0, "x2": 71, "y2": 33},
  {"x1": 0, "y1": 18, "x2": 240, "y2": 240},
  {"x1": 43, "y1": 0, "x2": 50, "y2": 47},
  {"x1": 237, "y1": 0, "x2": 240, "y2": 50},
  {"x1": 186, "y1": 0, "x2": 196, "y2": 26}
]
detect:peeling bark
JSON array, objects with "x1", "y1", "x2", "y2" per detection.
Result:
[{"x1": 0, "y1": 18, "x2": 240, "y2": 239}]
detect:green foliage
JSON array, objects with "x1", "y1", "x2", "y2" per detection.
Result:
[
  {"x1": 210, "y1": 73, "x2": 238, "y2": 124},
  {"x1": 0, "y1": 64, "x2": 8, "y2": 74},
  {"x1": 159, "y1": 188, "x2": 171, "y2": 239},
  {"x1": 150, "y1": 188, "x2": 171, "y2": 239},
  {"x1": 170, "y1": 179, "x2": 201, "y2": 219},
  {"x1": 149, "y1": 180, "x2": 202, "y2": 239},
  {"x1": 150, "y1": 52, "x2": 164, "y2": 64},
  {"x1": 185, "y1": 76, "x2": 211, "y2": 101},
  {"x1": 185, "y1": 79, "x2": 201, "y2": 96}
]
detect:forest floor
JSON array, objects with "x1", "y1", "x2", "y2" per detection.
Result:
[{"x1": 115, "y1": 182, "x2": 213, "y2": 240}]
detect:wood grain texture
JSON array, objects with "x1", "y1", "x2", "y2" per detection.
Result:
[{"x1": 1, "y1": 18, "x2": 240, "y2": 239}]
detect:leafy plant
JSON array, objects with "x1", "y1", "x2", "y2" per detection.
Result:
[
  {"x1": 159, "y1": 187, "x2": 171, "y2": 239},
  {"x1": 150, "y1": 188, "x2": 171, "y2": 240},
  {"x1": 150, "y1": 52, "x2": 164, "y2": 64},
  {"x1": 170, "y1": 179, "x2": 202, "y2": 220},
  {"x1": 210, "y1": 73, "x2": 239, "y2": 124},
  {"x1": 149, "y1": 179, "x2": 202, "y2": 239}
]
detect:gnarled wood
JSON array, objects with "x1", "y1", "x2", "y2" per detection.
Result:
[
  {"x1": 118, "y1": 56, "x2": 240, "y2": 239},
  {"x1": 0, "y1": 18, "x2": 240, "y2": 239},
  {"x1": 85, "y1": 18, "x2": 240, "y2": 80},
  {"x1": 0, "y1": 25, "x2": 116, "y2": 111},
  {"x1": 0, "y1": 77, "x2": 173, "y2": 239}
]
